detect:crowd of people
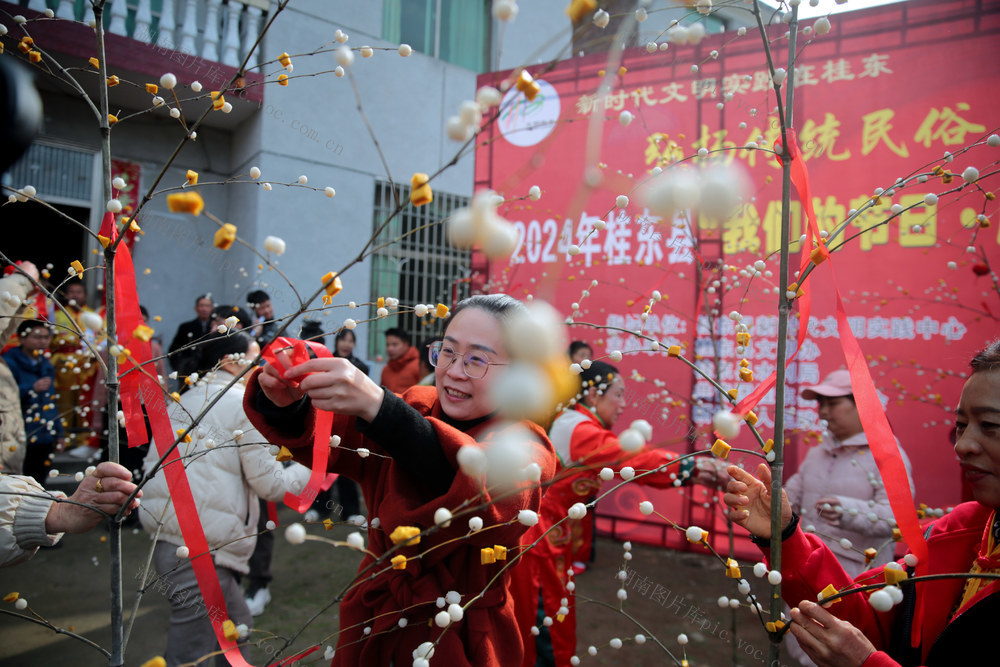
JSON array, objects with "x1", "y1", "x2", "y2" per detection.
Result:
[{"x1": 0, "y1": 270, "x2": 995, "y2": 666}]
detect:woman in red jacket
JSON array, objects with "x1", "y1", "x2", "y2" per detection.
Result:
[
  {"x1": 513, "y1": 361, "x2": 721, "y2": 666},
  {"x1": 244, "y1": 294, "x2": 557, "y2": 666},
  {"x1": 724, "y1": 339, "x2": 1000, "y2": 666}
]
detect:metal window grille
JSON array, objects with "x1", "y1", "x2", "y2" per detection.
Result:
[
  {"x1": 369, "y1": 181, "x2": 470, "y2": 356},
  {"x1": 3, "y1": 141, "x2": 95, "y2": 204}
]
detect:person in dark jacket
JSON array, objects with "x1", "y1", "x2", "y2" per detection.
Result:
[
  {"x1": 3, "y1": 320, "x2": 63, "y2": 483},
  {"x1": 168, "y1": 295, "x2": 214, "y2": 379}
]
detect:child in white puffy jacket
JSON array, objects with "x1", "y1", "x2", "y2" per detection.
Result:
[{"x1": 140, "y1": 331, "x2": 310, "y2": 667}]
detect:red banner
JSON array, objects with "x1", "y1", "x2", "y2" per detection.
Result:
[
  {"x1": 476, "y1": 0, "x2": 1000, "y2": 551},
  {"x1": 111, "y1": 158, "x2": 141, "y2": 250}
]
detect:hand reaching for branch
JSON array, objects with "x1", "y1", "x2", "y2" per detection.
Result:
[
  {"x1": 723, "y1": 463, "x2": 793, "y2": 539},
  {"x1": 44, "y1": 462, "x2": 142, "y2": 534},
  {"x1": 285, "y1": 357, "x2": 385, "y2": 422},
  {"x1": 790, "y1": 601, "x2": 877, "y2": 667}
]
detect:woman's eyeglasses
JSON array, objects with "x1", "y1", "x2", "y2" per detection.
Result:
[{"x1": 428, "y1": 341, "x2": 506, "y2": 379}]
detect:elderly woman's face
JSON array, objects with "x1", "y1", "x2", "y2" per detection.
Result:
[
  {"x1": 955, "y1": 369, "x2": 1000, "y2": 508},
  {"x1": 435, "y1": 307, "x2": 507, "y2": 422}
]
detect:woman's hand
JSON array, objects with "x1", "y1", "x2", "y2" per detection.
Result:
[
  {"x1": 18, "y1": 261, "x2": 40, "y2": 294},
  {"x1": 257, "y1": 348, "x2": 307, "y2": 407},
  {"x1": 814, "y1": 496, "x2": 843, "y2": 526},
  {"x1": 723, "y1": 463, "x2": 793, "y2": 539},
  {"x1": 789, "y1": 601, "x2": 877, "y2": 667},
  {"x1": 45, "y1": 462, "x2": 142, "y2": 534},
  {"x1": 284, "y1": 357, "x2": 385, "y2": 422}
]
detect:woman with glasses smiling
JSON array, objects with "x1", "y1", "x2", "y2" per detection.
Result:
[{"x1": 243, "y1": 294, "x2": 557, "y2": 667}]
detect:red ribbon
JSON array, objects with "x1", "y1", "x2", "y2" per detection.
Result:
[
  {"x1": 765, "y1": 135, "x2": 926, "y2": 564},
  {"x1": 102, "y1": 212, "x2": 253, "y2": 666},
  {"x1": 260, "y1": 336, "x2": 337, "y2": 513},
  {"x1": 728, "y1": 132, "x2": 929, "y2": 575},
  {"x1": 735, "y1": 131, "x2": 819, "y2": 417},
  {"x1": 827, "y1": 264, "x2": 927, "y2": 563},
  {"x1": 725, "y1": 134, "x2": 929, "y2": 646},
  {"x1": 827, "y1": 260, "x2": 929, "y2": 650}
]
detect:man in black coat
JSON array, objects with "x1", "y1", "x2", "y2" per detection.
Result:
[{"x1": 168, "y1": 295, "x2": 214, "y2": 378}]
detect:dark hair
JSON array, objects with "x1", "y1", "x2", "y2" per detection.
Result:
[
  {"x1": 198, "y1": 331, "x2": 251, "y2": 371},
  {"x1": 568, "y1": 340, "x2": 593, "y2": 357},
  {"x1": 578, "y1": 360, "x2": 620, "y2": 404},
  {"x1": 195, "y1": 294, "x2": 212, "y2": 305},
  {"x1": 970, "y1": 339, "x2": 1000, "y2": 373},
  {"x1": 213, "y1": 305, "x2": 253, "y2": 330},
  {"x1": 299, "y1": 320, "x2": 324, "y2": 344},
  {"x1": 139, "y1": 305, "x2": 150, "y2": 320},
  {"x1": 447, "y1": 294, "x2": 527, "y2": 329},
  {"x1": 335, "y1": 328, "x2": 356, "y2": 344},
  {"x1": 247, "y1": 290, "x2": 270, "y2": 305},
  {"x1": 16, "y1": 319, "x2": 50, "y2": 337},
  {"x1": 384, "y1": 327, "x2": 411, "y2": 345}
]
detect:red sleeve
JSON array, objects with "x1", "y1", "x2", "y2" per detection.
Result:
[
  {"x1": 774, "y1": 527, "x2": 896, "y2": 651},
  {"x1": 570, "y1": 420, "x2": 682, "y2": 488}
]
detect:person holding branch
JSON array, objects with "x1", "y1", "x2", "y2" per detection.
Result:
[
  {"x1": 243, "y1": 294, "x2": 557, "y2": 667},
  {"x1": 723, "y1": 340, "x2": 1000, "y2": 666}
]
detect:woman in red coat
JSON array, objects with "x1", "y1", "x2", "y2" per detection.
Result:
[
  {"x1": 513, "y1": 361, "x2": 721, "y2": 666},
  {"x1": 244, "y1": 295, "x2": 557, "y2": 666},
  {"x1": 723, "y1": 340, "x2": 1000, "y2": 666}
]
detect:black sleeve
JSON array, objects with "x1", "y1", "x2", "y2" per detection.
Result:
[
  {"x1": 168, "y1": 325, "x2": 185, "y2": 354},
  {"x1": 749, "y1": 512, "x2": 800, "y2": 549},
  {"x1": 355, "y1": 390, "x2": 454, "y2": 496},
  {"x1": 253, "y1": 391, "x2": 312, "y2": 438}
]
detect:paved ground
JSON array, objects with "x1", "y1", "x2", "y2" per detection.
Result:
[{"x1": 0, "y1": 508, "x2": 803, "y2": 666}]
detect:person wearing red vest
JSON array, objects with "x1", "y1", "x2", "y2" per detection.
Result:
[
  {"x1": 244, "y1": 295, "x2": 557, "y2": 666},
  {"x1": 723, "y1": 340, "x2": 1000, "y2": 666},
  {"x1": 380, "y1": 327, "x2": 422, "y2": 394},
  {"x1": 513, "y1": 360, "x2": 723, "y2": 665}
]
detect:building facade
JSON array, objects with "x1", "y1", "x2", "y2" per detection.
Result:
[{"x1": 2, "y1": 0, "x2": 746, "y2": 363}]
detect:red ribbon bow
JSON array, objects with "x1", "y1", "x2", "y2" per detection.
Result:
[{"x1": 261, "y1": 336, "x2": 338, "y2": 513}]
